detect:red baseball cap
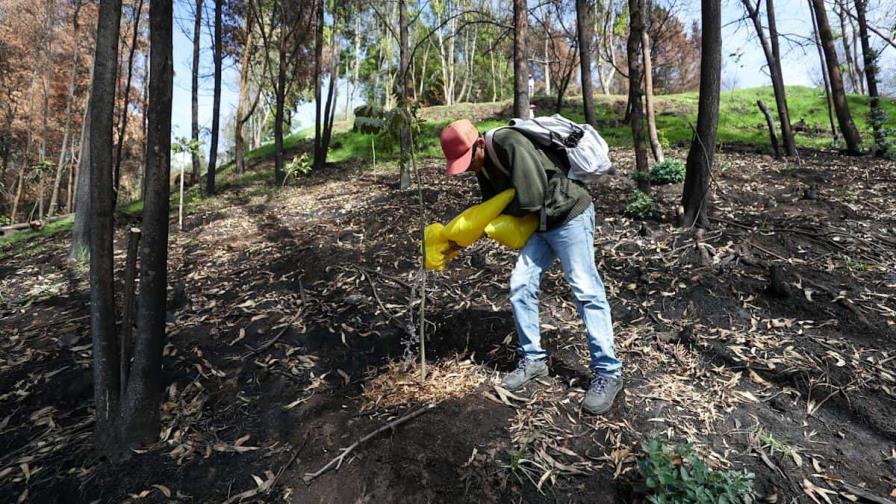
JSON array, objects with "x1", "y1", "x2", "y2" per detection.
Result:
[{"x1": 440, "y1": 119, "x2": 478, "y2": 176}]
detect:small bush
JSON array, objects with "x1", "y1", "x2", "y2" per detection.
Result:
[
  {"x1": 624, "y1": 190, "x2": 656, "y2": 220},
  {"x1": 283, "y1": 153, "x2": 311, "y2": 184},
  {"x1": 649, "y1": 158, "x2": 685, "y2": 184},
  {"x1": 636, "y1": 435, "x2": 755, "y2": 504}
]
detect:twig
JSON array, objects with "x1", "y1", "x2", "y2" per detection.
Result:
[
  {"x1": 244, "y1": 316, "x2": 298, "y2": 357},
  {"x1": 268, "y1": 438, "x2": 308, "y2": 494},
  {"x1": 302, "y1": 403, "x2": 436, "y2": 484},
  {"x1": 837, "y1": 482, "x2": 896, "y2": 504}
]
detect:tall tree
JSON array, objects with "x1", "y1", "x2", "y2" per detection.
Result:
[
  {"x1": 234, "y1": 12, "x2": 255, "y2": 175},
  {"x1": 513, "y1": 0, "x2": 530, "y2": 118},
  {"x1": 113, "y1": 0, "x2": 146, "y2": 204},
  {"x1": 627, "y1": 0, "x2": 650, "y2": 192},
  {"x1": 120, "y1": 0, "x2": 174, "y2": 443},
  {"x1": 681, "y1": 0, "x2": 721, "y2": 229},
  {"x1": 190, "y1": 0, "x2": 202, "y2": 184},
  {"x1": 49, "y1": 2, "x2": 83, "y2": 217},
  {"x1": 397, "y1": 0, "x2": 411, "y2": 189},
  {"x1": 809, "y1": 2, "x2": 838, "y2": 142},
  {"x1": 855, "y1": 0, "x2": 885, "y2": 153},
  {"x1": 248, "y1": 0, "x2": 314, "y2": 183},
  {"x1": 575, "y1": 0, "x2": 597, "y2": 127},
  {"x1": 740, "y1": 0, "x2": 796, "y2": 156},
  {"x1": 206, "y1": 0, "x2": 222, "y2": 195},
  {"x1": 809, "y1": 0, "x2": 861, "y2": 154},
  {"x1": 87, "y1": 0, "x2": 123, "y2": 454}
]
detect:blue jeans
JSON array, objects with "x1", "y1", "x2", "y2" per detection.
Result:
[{"x1": 509, "y1": 204, "x2": 621, "y2": 377}]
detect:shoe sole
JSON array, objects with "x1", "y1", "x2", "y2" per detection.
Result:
[
  {"x1": 502, "y1": 368, "x2": 549, "y2": 392},
  {"x1": 582, "y1": 386, "x2": 623, "y2": 415}
]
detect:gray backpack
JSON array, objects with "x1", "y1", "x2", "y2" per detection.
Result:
[{"x1": 484, "y1": 114, "x2": 613, "y2": 184}]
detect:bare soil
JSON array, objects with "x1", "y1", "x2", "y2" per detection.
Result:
[{"x1": 1, "y1": 147, "x2": 894, "y2": 503}]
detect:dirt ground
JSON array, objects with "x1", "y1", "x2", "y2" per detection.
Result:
[{"x1": 1, "y1": 146, "x2": 895, "y2": 503}]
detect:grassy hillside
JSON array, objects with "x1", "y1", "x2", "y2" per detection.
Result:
[{"x1": 318, "y1": 86, "x2": 894, "y2": 163}]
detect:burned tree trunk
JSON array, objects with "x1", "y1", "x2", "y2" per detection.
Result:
[
  {"x1": 855, "y1": 0, "x2": 885, "y2": 153},
  {"x1": 87, "y1": 0, "x2": 124, "y2": 456},
  {"x1": 190, "y1": 0, "x2": 202, "y2": 184},
  {"x1": 121, "y1": 0, "x2": 174, "y2": 446},
  {"x1": 740, "y1": 0, "x2": 796, "y2": 156},
  {"x1": 627, "y1": 0, "x2": 650, "y2": 192},
  {"x1": 681, "y1": 0, "x2": 721, "y2": 230},
  {"x1": 757, "y1": 99, "x2": 781, "y2": 158},
  {"x1": 206, "y1": 0, "x2": 222, "y2": 195},
  {"x1": 513, "y1": 0, "x2": 530, "y2": 118},
  {"x1": 809, "y1": 0, "x2": 861, "y2": 154},
  {"x1": 576, "y1": 0, "x2": 597, "y2": 127}
]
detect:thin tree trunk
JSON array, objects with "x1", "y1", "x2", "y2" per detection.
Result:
[
  {"x1": 274, "y1": 33, "x2": 286, "y2": 183},
  {"x1": 10, "y1": 162, "x2": 23, "y2": 223},
  {"x1": 49, "y1": 5, "x2": 82, "y2": 217},
  {"x1": 320, "y1": 16, "x2": 339, "y2": 171},
  {"x1": 113, "y1": 0, "x2": 145, "y2": 205},
  {"x1": 837, "y1": 4, "x2": 860, "y2": 93},
  {"x1": 120, "y1": 0, "x2": 173, "y2": 448},
  {"x1": 809, "y1": 2, "x2": 838, "y2": 143},
  {"x1": 809, "y1": 0, "x2": 861, "y2": 154},
  {"x1": 855, "y1": 0, "x2": 883, "y2": 152},
  {"x1": 757, "y1": 99, "x2": 781, "y2": 157},
  {"x1": 681, "y1": 0, "x2": 721, "y2": 230},
  {"x1": 206, "y1": 0, "x2": 222, "y2": 195},
  {"x1": 765, "y1": 0, "x2": 796, "y2": 156},
  {"x1": 576, "y1": 0, "x2": 597, "y2": 127},
  {"x1": 627, "y1": 0, "x2": 650, "y2": 191},
  {"x1": 71, "y1": 96, "x2": 92, "y2": 258},
  {"x1": 642, "y1": 29, "x2": 663, "y2": 162},
  {"x1": 87, "y1": 0, "x2": 124, "y2": 456},
  {"x1": 191, "y1": 0, "x2": 202, "y2": 184},
  {"x1": 313, "y1": 0, "x2": 324, "y2": 171},
  {"x1": 235, "y1": 17, "x2": 253, "y2": 175},
  {"x1": 398, "y1": 0, "x2": 411, "y2": 189},
  {"x1": 513, "y1": 0, "x2": 530, "y2": 118},
  {"x1": 39, "y1": 0, "x2": 55, "y2": 222},
  {"x1": 741, "y1": 0, "x2": 796, "y2": 156}
]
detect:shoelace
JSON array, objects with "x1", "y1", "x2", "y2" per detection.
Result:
[
  {"x1": 515, "y1": 359, "x2": 531, "y2": 373},
  {"x1": 590, "y1": 375, "x2": 608, "y2": 393}
]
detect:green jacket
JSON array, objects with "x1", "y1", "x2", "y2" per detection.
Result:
[{"x1": 476, "y1": 128, "x2": 592, "y2": 230}]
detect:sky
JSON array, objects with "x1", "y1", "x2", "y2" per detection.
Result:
[{"x1": 171, "y1": 0, "x2": 895, "y2": 156}]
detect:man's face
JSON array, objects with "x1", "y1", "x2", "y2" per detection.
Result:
[{"x1": 468, "y1": 137, "x2": 486, "y2": 173}]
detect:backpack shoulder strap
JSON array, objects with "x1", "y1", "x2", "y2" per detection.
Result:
[{"x1": 483, "y1": 127, "x2": 511, "y2": 177}]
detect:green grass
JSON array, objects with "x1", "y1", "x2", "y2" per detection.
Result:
[{"x1": 0, "y1": 214, "x2": 75, "y2": 250}]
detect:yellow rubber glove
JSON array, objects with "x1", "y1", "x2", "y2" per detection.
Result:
[
  {"x1": 485, "y1": 213, "x2": 538, "y2": 249},
  {"x1": 423, "y1": 222, "x2": 460, "y2": 271},
  {"x1": 442, "y1": 188, "x2": 516, "y2": 247}
]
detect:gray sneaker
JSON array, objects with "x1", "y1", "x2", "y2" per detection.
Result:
[
  {"x1": 501, "y1": 358, "x2": 549, "y2": 391},
  {"x1": 582, "y1": 374, "x2": 623, "y2": 415}
]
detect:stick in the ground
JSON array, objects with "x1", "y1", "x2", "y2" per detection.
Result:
[{"x1": 302, "y1": 403, "x2": 436, "y2": 484}]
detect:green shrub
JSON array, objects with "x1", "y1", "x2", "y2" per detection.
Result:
[
  {"x1": 624, "y1": 190, "x2": 656, "y2": 220},
  {"x1": 636, "y1": 435, "x2": 755, "y2": 504},
  {"x1": 283, "y1": 153, "x2": 312, "y2": 184},
  {"x1": 649, "y1": 158, "x2": 686, "y2": 184}
]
